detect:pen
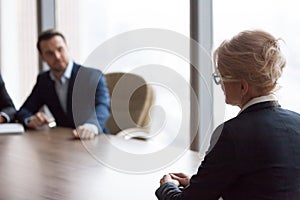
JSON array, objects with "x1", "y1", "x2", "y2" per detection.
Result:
[{"x1": 48, "y1": 121, "x2": 56, "y2": 128}]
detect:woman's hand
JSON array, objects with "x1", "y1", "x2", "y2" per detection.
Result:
[
  {"x1": 159, "y1": 174, "x2": 180, "y2": 186},
  {"x1": 170, "y1": 172, "x2": 191, "y2": 187}
]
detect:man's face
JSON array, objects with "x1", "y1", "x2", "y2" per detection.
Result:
[{"x1": 39, "y1": 35, "x2": 70, "y2": 73}]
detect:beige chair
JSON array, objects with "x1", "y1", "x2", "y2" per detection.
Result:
[{"x1": 105, "y1": 72, "x2": 154, "y2": 138}]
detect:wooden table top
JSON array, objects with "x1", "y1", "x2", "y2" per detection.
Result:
[{"x1": 0, "y1": 127, "x2": 202, "y2": 200}]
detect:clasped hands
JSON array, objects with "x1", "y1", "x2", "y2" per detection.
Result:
[
  {"x1": 27, "y1": 112, "x2": 98, "y2": 139},
  {"x1": 159, "y1": 172, "x2": 191, "y2": 187}
]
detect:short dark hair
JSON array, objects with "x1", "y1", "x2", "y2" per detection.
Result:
[{"x1": 37, "y1": 29, "x2": 67, "y2": 53}]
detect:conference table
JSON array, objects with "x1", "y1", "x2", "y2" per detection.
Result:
[{"x1": 0, "y1": 127, "x2": 202, "y2": 200}]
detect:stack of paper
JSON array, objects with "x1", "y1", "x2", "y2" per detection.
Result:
[{"x1": 0, "y1": 123, "x2": 25, "y2": 134}]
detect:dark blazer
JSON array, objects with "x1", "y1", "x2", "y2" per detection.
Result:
[
  {"x1": 0, "y1": 73, "x2": 16, "y2": 122},
  {"x1": 17, "y1": 63, "x2": 111, "y2": 133},
  {"x1": 156, "y1": 101, "x2": 300, "y2": 200}
]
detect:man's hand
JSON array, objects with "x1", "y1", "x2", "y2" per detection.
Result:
[
  {"x1": 73, "y1": 123, "x2": 98, "y2": 140},
  {"x1": 27, "y1": 112, "x2": 51, "y2": 129},
  {"x1": 0, "y1": 115, "x2": 6, "y2": 123}
]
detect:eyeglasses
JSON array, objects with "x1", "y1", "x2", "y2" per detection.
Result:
[{"x1": 212, "y1": 72, "x2": 240, "y2": 85}]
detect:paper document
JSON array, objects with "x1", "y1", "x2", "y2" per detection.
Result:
[{"x1": 0, "y1": 123, "x2": 25, "y2": 134}]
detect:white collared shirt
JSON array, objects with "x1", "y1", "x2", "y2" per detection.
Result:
[
  {"x1": 49, "y1": 61, "x2": 74, "y2": 113},
  {"x1": 238, "y1": 93, "x2": 278, "y2": 115}
]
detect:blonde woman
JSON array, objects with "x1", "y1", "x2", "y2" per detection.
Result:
[{"x1": 156, "y1": 30, "x2": 300, "y2": 199}]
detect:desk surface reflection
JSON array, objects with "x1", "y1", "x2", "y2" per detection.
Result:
[{"x1": 0, "y1": 127, "x2": 201, "y2": 200}]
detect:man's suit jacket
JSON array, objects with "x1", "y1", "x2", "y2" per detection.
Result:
[
  {"x1": 17, "y1": 63, "x2": 111, "y2": 133},
  {"x1": 0, "y1": 73, "x2": 16, "y2": 121},
  {"x1": 156, "y1": 101, "x2": 300, "y2": 200}
]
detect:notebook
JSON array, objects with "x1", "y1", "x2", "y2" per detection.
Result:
[{"x1": 0, "y1": 123, "x2": 25, "y2": 134}]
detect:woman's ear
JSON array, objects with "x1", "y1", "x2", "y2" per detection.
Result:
[{"x1": 240, "y1": 79, "x2": 249, "y2": 96}]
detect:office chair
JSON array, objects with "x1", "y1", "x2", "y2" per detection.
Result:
[{"x1": 105, "y1": 72, "x2": 154, "y2": 139}]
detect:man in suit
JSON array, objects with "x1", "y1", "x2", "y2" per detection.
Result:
[
  {"x1": 0, "y1": 73, "x2": 16, "y2": 123},
  {"x1": 17, "y1": 29, "x2": 111, "y2": 139}
]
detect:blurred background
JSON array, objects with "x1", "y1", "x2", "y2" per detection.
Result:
[{"x1": 0, "y1": 0, "x2": 299, "y2": 154}]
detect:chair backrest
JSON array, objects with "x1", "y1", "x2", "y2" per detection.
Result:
[{"x1": 105, "y1": 72, "x2": 154, "y2": 134}]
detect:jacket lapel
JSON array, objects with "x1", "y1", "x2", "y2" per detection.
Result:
[{"x1": 66, "y1": 63, "x2": 80, "y2": 113}]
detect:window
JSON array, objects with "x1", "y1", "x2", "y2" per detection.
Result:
[
  {"x1": 0, "y1": 0, "x2": 38, "y2": 108},
  {"x1": 56, "y1": 0, "x2": 190, "y2": 147},
  {"x1": 213, "y1": 0, "x2": 300, "y2": 125}
]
